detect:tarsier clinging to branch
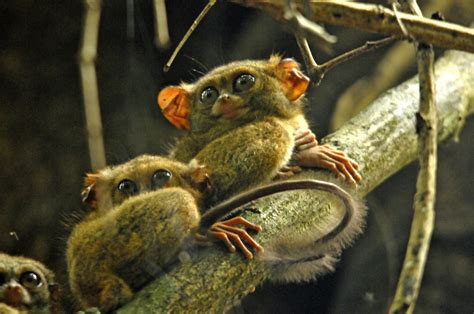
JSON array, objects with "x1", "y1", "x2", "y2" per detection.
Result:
[
  {"x1": 157, "y1": 56, "x2": 365, "y2": 281},
  {"x1": 158, "y1": 55, "x2": 361, "y2": 207},
  {"x1": 66, "y1": 155, "x2": 263, "y2": 312},
  {"x1": 0, "y1": 253, "x2": 59, "y2": 314}
]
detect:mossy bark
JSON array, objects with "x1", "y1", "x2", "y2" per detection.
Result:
[{"x1": 118, "y1": 50, "x2": 473, "y2": 313}]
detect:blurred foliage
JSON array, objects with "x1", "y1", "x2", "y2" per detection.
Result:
[{"x1": 0, "y1": 0, "x2": 472, "y2": 312}]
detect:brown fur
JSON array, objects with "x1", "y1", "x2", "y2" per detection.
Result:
[
  {"x1": 0, "y1": 253, "x2": 57, "y2": 313},
  {"x1": 67, "y1": 155, "x2": 205, "y2": 312}
]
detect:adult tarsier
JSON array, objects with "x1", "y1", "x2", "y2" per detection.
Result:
[
  {"x1": 158, "y1": 55, "x2": 366, "y2": 280},
  {"x1": 0, "y1": 253, "x2": 59, "y2": 314},
  {"x1": 159, "y1": 55, "x2": 361, "y2": 206}
]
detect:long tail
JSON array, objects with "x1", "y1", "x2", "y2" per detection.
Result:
[{"x1": 200, "y1": 179, "x2": 366, "y2": 282}]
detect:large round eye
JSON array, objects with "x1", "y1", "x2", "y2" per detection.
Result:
[
  {"x1": 151, "y1": 169, "x2": 172, "y2": 189},
  {"x1": 200, "y1": 87, "x2": 219, "y2": 105},
  {"x1": 233, "y1": 73, "x2": 256, "y2": 93},
  {"x1": 117, "y1": 179, "x2": 138, "y2": 196},
  {"x1": 19, "y1": 272, "x2": 42, "y2": 289}
]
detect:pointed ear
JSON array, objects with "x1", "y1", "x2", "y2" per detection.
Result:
[
  {"x1": 81, "y1": 173, "x2": 99, "y2": 209},
  {"x1": 187, "y1": 160, "x2": 212, "y2": 193},
  {"x1": 158, "y1": 86, "x2": 191, "y2": 130},
  {"x1": 274, "y1": 58, "x2": 310, "y2": 101}
]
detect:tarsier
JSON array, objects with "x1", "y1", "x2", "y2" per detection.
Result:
[
  {"x1": 0, "y1": 253, "x2": 59, "y2": 314},
  {"x1": 66, "y1": 155, "x2": 263, "y2": 312},
  {"x1": 158, "y1": 55, "x2": 361, "y2": 207},
  {"x1": 158, "y1": 56, "x2": 365, "y2": 281}
]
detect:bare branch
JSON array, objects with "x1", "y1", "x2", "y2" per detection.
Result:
[
  {"x1": 153, "y1": 0, "x2": 170, "y2": 48},
  {"x1": 297, "y1": 35, "x2": 397, "y2": 86},
  {"x1": 390, "y1": 2, "x2": 437, "y2": 312},
  {"x1": 79, "y1": 0, "x2": 106, "y2": 171},
  {"x1": 164, "y1": 0, "x2": 216, "y2": 72},
  {"x1": 283, "y1": 0, "x2": 336, "y2": 52},
  {"x1": 230, "y1": 0, "x2": 474, "y2": 53}
]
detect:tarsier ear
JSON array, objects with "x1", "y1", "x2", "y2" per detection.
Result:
[
  {"x1": 81, "y1": 173, "x2": 99, "y2": 209},
  {"x1": 158, "y1": 86, "x2": 191, "y2": 130},
  {"x1": 187, "y1": 160, "x2": 212, "y2": 193},
  {"x1": 274, "y1": 58, "x2": 310, "y2": 101}
]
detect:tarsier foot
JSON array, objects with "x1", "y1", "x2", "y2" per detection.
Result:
[
  {"x1": 294, "y1": 144, "x2": 362, "y2": 185},
  {"x1": 196, "y1": 216, "x2": 263, "y2": 260},
  {"x1": 294, "y1": 128, "x2": 318, "y2": 151}
]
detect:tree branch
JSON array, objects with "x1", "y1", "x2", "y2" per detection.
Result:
[
  {"x1": 230, "y1": 0, "x2": 474, "y2": 53},
  {"x1": 79, "y1": 0, "x2": 107, "y2": 171},
  {"x1": 117, "y1": 50, "x2": 473, "y2": 313},
  {"x1": 389, "y1": 2, "x2": 438, "y2": 312}
]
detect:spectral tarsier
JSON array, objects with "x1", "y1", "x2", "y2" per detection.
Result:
[
  {"x1": 0, "y1": 253, "x2": 59, "y2": 314},
  {"x1": 158, "y1": 56, "x2": 365, "y2": 281},
  {"x1": 158, "y1": 55, "x2": 361, "y2": 207},
  {"x1": 66, "y1": 155, "x2": 263, "y2": 312}
]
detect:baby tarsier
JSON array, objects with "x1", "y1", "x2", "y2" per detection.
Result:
[
  {"x1": 159, "y1": 55, "x2": 361, "y2": 207},
  {"x1": 67, "y1": 155, "x2": 263, "y2": 312},
  {"x1": 0, "y1": 253, "x2": 59, "y2": 314}
]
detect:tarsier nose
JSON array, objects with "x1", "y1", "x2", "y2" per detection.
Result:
[{"x1": 219, "y1": 94, "x2": 231, "y2": 102}]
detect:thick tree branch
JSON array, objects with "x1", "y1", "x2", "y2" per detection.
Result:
[
  {"x1": 230, "y1": 0, "x2": 474, "y2": 53},
  {"x1": 117, "y1": 50, "x2": 473, "y2": 313}
]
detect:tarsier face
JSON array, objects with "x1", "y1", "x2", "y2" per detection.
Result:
[
  {"x1": 0, "y1": 253, "x2": 55, "y2": 311},
  {"x1": 82, "y1": 155, "x2": 209, "y2": 213},
  {"x1": 158, "y1": 56, "x2": 310, "y2": 132}
]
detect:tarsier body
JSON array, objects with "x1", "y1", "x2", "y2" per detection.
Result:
[
  {"x1": 0, "y1": 253, "x2": 58, "y2": 314},
  {"x1": 66, "y1": 155, "x2": 262, "y2": 312},
  {"x1": 159, "y1": 55, "x2": 360, "y2": 206}
]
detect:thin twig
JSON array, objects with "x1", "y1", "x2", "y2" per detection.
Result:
[
  {"x1": 9, "y1": 232, "x2": 19, "y2": 241},
  {"x1": 230, "y1": 0, "x2": 474, "y2": 53},
  {"x1": 390, "y1": 2, "x2": 437, "y2": 313},
  {"x1": 389, "y1": 1, "x2": 410, "y2": 38},
  {"x1": 79, "y1": 0, "x2": 106, "y2": 171},
  {"x1": 283, "y1": 0, "x2": 336, "y2": 52},
  {"x1": 153, "y1": 0, "x2": 170, "y2": 48},
  {"x1": 297, "y1": 36, "x2": 397, "y2": 86},
  {"x1": 164, "y1": 0, "x2": 216, "y2": 72}
]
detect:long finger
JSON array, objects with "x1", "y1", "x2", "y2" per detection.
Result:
[
  {"x1": 218, "y1": 224, "x2": 264, "y2": 252},
  {"x1": 219, "y1": 216, "x2": 263, "y2": 232},
  {"x1": 226, "y1": 232, "x2": 254, "y2": 259},
  {"x1": 209, "y1": 229, "x2": 236, "y2": 253}
]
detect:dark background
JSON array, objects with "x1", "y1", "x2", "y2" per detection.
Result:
[{"x1": 1, "y1": 0, "x2": 472, "y2": 312}]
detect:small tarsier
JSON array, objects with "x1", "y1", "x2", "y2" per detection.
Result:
[
  {"x1": 158, "y1": 55, "x2": 361, "y2": 206},
  {"x1": 0, "y1": 253, "x2": 59, "y2": 314},
  {"x1": 67, "y1": 155, "x2": 263, "y2": 312}
]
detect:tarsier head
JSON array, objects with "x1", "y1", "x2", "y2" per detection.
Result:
[
  {"x1": 82, "y1": 155, "x2": 210, "y2": 214},
  {"x1": 0, "y1": 253, "x2": 58, "y2": 313},
  {"x1": 158, "y1": 55, "x2": 310, "y2": 132}
]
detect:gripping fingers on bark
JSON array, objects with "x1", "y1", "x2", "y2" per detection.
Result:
[
  {"x1": 295, "y1": 129, "x2": 318, "y2": 150},
  {"x1": 216, "y1": 223, "x2": 264, "y2": 253},
  {"x1": 196, "y1": 217, "x2": 263, "y2": 259},
  {"x1": 276, "y1": 165, "x2": 302, "y2": 179},
  {"x1": 320, "y1": 145, "x2": 362, "y2": 183},
  {"x1": 217, "y1": 216, "x2": 263, "y2": 233}
]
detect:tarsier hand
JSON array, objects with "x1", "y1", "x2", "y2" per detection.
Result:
[
  {"x1": 291, "y1": 128, "x2": 362, "y2": 185},
  {"x1": 195, "y1": 216, "x2": 264, "y2": 260}
]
